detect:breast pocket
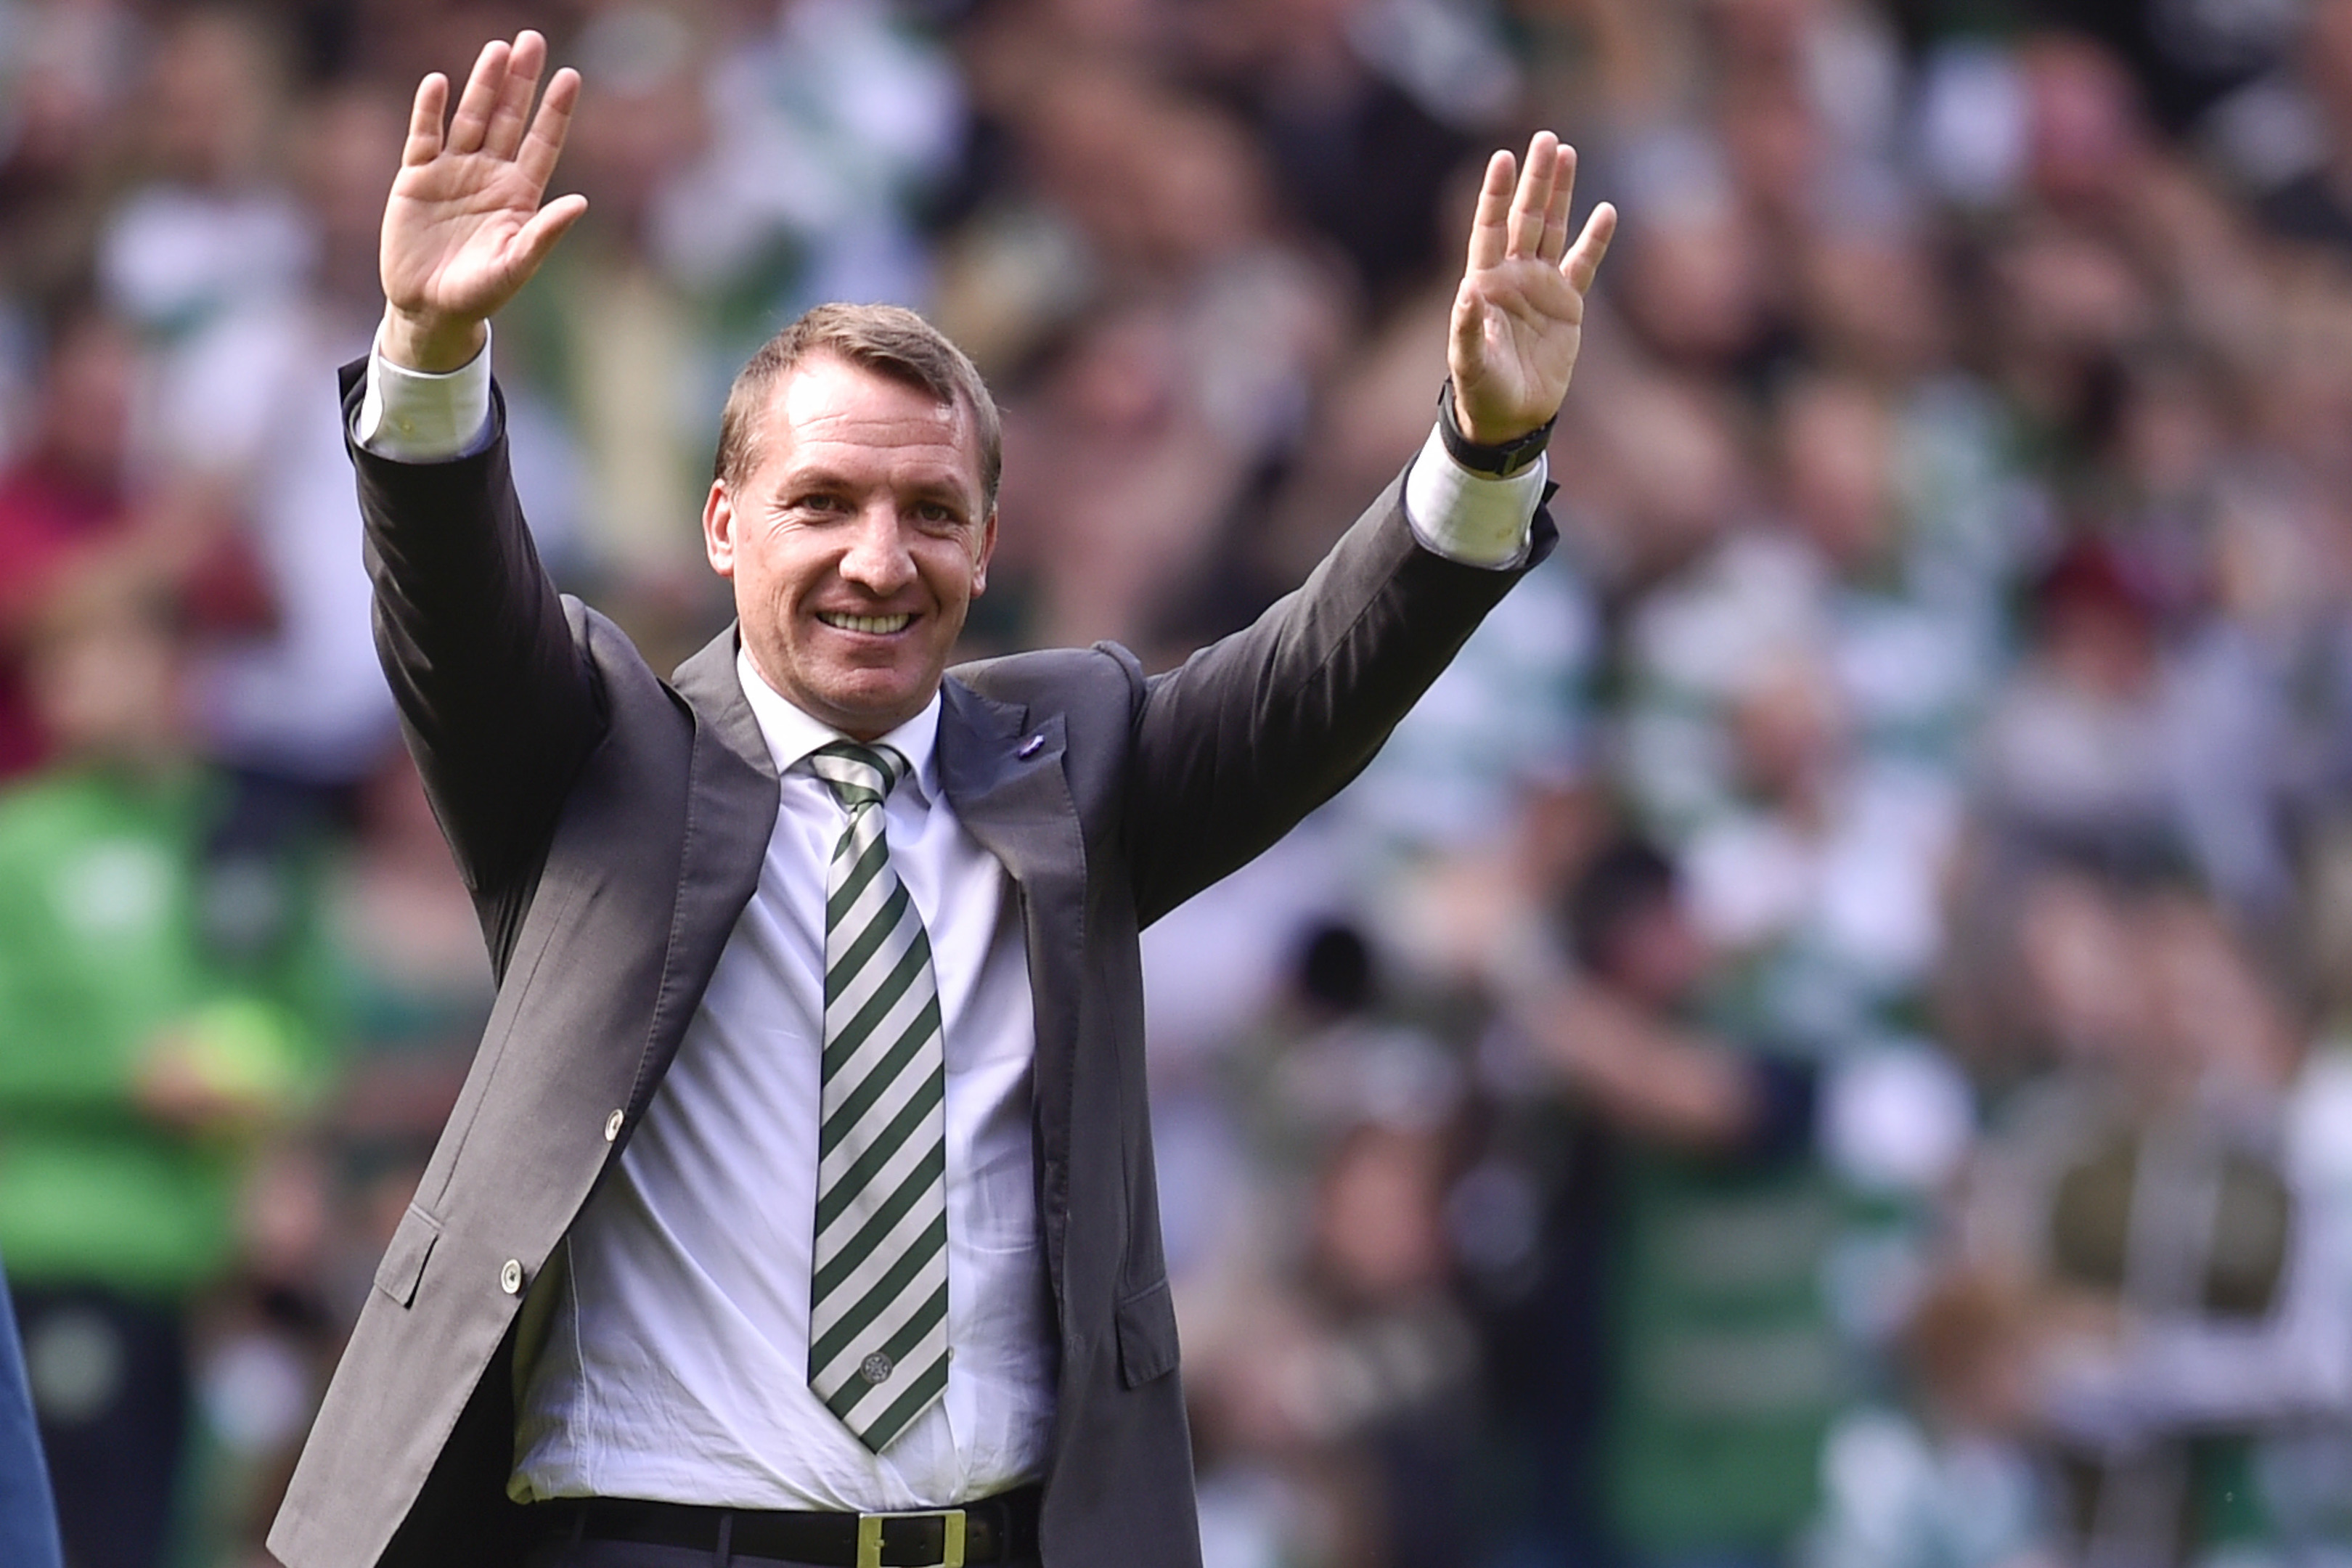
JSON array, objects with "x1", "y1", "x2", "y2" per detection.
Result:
[
  {"x1": 372, "y1": 1204, "x2": 442, "y2": 1310},
  {"x1": 1114, "y1": 1278, "x2": 1180, "y2": 1388}
]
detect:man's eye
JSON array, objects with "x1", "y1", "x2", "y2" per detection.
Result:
[{"x1": 796, "y1": 494, "x2": 848, "y2": 514}]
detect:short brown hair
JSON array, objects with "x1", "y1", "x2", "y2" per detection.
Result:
[{"x1": 712, "y1": 303, "x2": 1002, "y2": 510}]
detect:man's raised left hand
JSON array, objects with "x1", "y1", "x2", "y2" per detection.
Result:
[{"x1": 1447, "y1": 132, "x2": 1618, "y2": 447}]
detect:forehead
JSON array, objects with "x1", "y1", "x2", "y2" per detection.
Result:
[{"x1": 751, "y1": 354, "x2": 981, "y2": 494}]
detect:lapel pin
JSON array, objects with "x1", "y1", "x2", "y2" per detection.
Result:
[{"x1": 1018, "y1": 733, "x2": 1046, "y2": 760}]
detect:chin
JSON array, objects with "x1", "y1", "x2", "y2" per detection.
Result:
[{"x1": 818, "y1": 678, "x2": 931, "y2": 736}]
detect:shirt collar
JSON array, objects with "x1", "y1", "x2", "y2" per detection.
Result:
[{"x1": 735, "y1": 647, "x2": 940, "y2": 806}]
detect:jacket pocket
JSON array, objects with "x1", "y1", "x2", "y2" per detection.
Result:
[
  {"x1": 1114, "y1": 1278, "x2": 1180, "y2": 1387},
  {"x1": 372, "y1": 1204, "x2": 442, "y2": 1310}
]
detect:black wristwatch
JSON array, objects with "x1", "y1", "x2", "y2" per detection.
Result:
[{"x1": 1437, "y1": 378, "x2": 1556, "y2": 478}]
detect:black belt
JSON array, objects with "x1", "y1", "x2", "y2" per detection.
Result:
[{"x1": 538, "y1": 1485, "x2": 1040, "y2": 1567}]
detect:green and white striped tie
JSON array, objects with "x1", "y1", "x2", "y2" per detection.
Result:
[{"x1": 807, "y1": 740, "x2": 949, "y2": 1451}]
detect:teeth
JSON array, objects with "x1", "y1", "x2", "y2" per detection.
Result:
[{"x1": 819, "y1": 613, "x2": 912, "y2": 634}]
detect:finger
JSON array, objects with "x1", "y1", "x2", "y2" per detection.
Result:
[
  {"x1": 507, "y1": 192, "x2": 589, "y2": 283},
  {"x1": 1507, "y1": 131, "x2": 1559, "y2": 258},
  {"x1": 446, "y1": 38, "x2": 510, "y2": 155},
  {"x1": 483, "y1": 30, "x2": 546, "y2": 161},
  {"x1": 403, "y1": 73, "x2": 448, "y2": 167},
  {"x1": 1466, "y1": 150, "x2": 1514, "y2": 274},
  {"x1": 1540, "y1": 144, "x2": 1576, "y2": 264},
  {"x1": 1562, "y1": 201, "x2": 1619, "y2": 295},
  {"x1": 515, "y1": 66, "x2": 581, "y2": 191}
]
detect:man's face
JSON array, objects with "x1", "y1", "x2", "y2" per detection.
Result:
[{"x1": 704, "y1": 354, "x2": 996, "y2": 740}]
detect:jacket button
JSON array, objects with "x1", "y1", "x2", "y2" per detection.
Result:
[
  {"x1": 499, "y1": 1259, "x2": 523, "y2": 1295},
  {"x1": 604, "y1": 1109, "x2": 624, "y2": 1143}
]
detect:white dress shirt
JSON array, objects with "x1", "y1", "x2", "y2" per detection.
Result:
[{"x1": 356, "y1": 335, "x2": 1544, "y2": 1509}]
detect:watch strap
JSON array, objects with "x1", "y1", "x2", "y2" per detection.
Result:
[{"x1": 1437, "y1": 378, "x2": 1556, "y2": 478}]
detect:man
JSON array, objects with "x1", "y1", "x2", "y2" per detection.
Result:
[
  {"x1": 271, "y1": 29, "x2": 1614, "y2": 1568},
  {"x1": 1493, "y1": 838, "x2": 1838, "y2": 1568},
  {"x1": 0, "y1": 587, "x2": 335, "y2": 1568}
]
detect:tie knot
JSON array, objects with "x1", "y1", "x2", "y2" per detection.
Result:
[{"x1": 809, "y1": 740, "x2": 910, "y2": 812}]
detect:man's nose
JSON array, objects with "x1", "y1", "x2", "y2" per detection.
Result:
[{"x1": 837, "y1": 507, "x2": 916, "y2": 592}]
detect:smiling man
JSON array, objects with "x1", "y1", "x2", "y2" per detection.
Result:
[{"x1": 271, "y1": 28, "x2": 1614, "y2": 1568}]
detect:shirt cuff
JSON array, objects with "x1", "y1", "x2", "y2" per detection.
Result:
[
  {"x1": 354, "y1": 327, "x2": 495, "y2": 462},
  {"x1": 1401, "y1": 422, "x2": 1545, "y2": 568}
]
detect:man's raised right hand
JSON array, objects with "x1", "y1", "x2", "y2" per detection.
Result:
[{"x1": 380, "y1": 30, "x2": 585, "y2": 372}]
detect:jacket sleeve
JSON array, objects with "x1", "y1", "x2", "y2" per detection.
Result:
[
  {"x1": 1120, "y1": 459, "x2": 1554, "y2": 926},
  {"x1": 341, "y1": 360, "x2": 605, "y2": 904}
]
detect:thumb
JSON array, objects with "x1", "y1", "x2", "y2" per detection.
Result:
[
  {"x1": 506, "y1": 193, "x2": 588, "y2": 285},
  {"x1": 1448, "y1": 284, "x2": 1491, "y2": 383}
]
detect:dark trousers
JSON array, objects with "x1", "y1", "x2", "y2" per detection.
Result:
[{"x1": 12, "y1": 1285, "x2": 187, "y2": 1568}]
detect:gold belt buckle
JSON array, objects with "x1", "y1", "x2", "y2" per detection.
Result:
[{"x1": 855, "y1": 1507, "x2": 966, "y2": 1568}]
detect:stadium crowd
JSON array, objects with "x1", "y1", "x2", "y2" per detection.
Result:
[{"x1": 6, "y1": 0, "x2": 2352, "y2": 1564}]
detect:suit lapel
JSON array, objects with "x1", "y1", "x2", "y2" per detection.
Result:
[
  {"x1": 672, "y1": 624, "x2": 777, "y2": 795},
  {"x1": 631, "y1": 626, "x2": 779, "y2": 1116},
  {"x1": 936, "y1": 678, "x2": 1086, "y2": 1306},
  {"x1": 936, "y1": 679, "x2": 1074, "y2": 885}
]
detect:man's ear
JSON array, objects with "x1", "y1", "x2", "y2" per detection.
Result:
[
  {"x1": 971, "y1": 508, "x2": 998, "y2": 597},
  {"x1": 702, "y1": 481, "x2": 736, "y2": 579}
]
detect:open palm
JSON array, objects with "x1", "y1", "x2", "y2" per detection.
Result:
[
  {"x1": 1449, "y1": 134, "x2": 1617, "y2": 446},
  {"x1": 381, "y1": 32, "x2": 585, "y2": 370}
]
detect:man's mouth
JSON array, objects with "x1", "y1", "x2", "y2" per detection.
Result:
[{"x1": 816, "y1": 611, "x2": 914, "y2": 635}]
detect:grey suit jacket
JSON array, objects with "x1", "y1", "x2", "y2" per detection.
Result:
[{"x1": 269, "y1": 368, "x2": 1551, "y2": 1568}]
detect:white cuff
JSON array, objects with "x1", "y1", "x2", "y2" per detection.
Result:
[
  {"x1": 1401, "y1": 422, "x2": 1545, "y2": 569},
  {"x1": 354, "y1": 328, "x2": 495, "y2": 462}
]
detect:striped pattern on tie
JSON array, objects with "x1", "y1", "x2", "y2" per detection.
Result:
[{"x1": 807, "y1": 740, "x2": 949, "y2": 1451}]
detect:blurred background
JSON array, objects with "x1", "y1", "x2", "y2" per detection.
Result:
[{"x1": 7, "y1": 0, "x2": 2352, "y2": 1565}]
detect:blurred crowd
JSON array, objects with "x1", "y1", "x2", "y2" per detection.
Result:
[{"x1": 7, "y1": 0, "x2": 2352, "y2": 1566}]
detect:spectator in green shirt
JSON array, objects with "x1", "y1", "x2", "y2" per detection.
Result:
[
  {"x1": 1495, "y1": 838, "x2": 1841, "y2": 1568},
  {"x1": 0, "y1": 583, "x2": 335, "y2": 1568}
]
